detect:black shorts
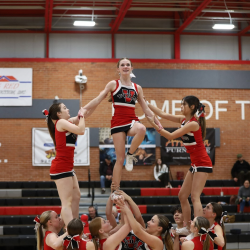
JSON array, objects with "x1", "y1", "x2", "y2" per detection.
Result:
[
  {"x1": 189, "y1": 166, "x2": 213, "y2": 174},
  {"x1": 111, "y1": 124, "x2": 131, "y2": 135},
  {"x1": 50, "y1": 170, "x2": 75, "y2": 180}
]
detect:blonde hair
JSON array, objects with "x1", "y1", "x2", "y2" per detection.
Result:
[
  {"x1": 89, "y1": 217, "x2": 102, "y2": 250},
  {"x1": 36, "y1": 210, "x2": 53, "y2": 250},
  {"x1": 194, "y1": 217, "x2": 210, "y2": 250}
]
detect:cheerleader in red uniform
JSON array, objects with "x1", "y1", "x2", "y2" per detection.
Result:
[
  {"x1": 82, "y1": 58, "x2": 161, "y2": 192},
  {"x1": 147, "y1": 95, "x2": 212, "y2": 235},
  {"x1": 203, "y1": 202, "x2": 226, "y2": 250},
  {"x1": 43, "y1": 103, "x2": 85, "y2": 226},
  {"x1": 35, "y1": 210, "x2": 68, "y2": 250},
  {"x1": 181, "y1": 217, "x2": 216, "y2": 250},
  {"x1": 63, "y1": 218, "x2": 94, "y2": 250}
]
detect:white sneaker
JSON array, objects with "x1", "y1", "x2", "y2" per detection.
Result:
[
  {"x1": 111, "y1": 192, "x2": 119, "y2": 201},
  {"x1": 125, "y1": 154, "x2": 138, "y2": 171},
  {"x1": 176, "y1": 226, "x2": 190, "y2": 236}
]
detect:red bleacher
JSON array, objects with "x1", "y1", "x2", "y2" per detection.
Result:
[{"x1": 0, "y1": 206, "x2": 61, "y2": 215}]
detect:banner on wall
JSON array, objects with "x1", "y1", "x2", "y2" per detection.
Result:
[
  {"x1": 161, "y1": 128, "x2": 215, "y2": 165},
  {"x1": 32, "y1": 128, "x2": 90, "y2": 166},
  {"x1": 99, "y1": 127, "x2": 156, "y2": 166},
  {"x1": 0, "y1": 68, "x2": 32, "y2": 106}
]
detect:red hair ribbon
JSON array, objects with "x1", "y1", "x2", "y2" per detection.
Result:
[
  {"x1": 63, "y1": 235, "x2": 80, "y2": 249},
  {"x1": 42, "y1": 109, "x2": 49, "y2": 117},
  {"x1": 33, "y1": 216, "x2": 40, "y2": 231},
  {"x1": 200, "y1": 113, "x2": 205, "y2": 118}
]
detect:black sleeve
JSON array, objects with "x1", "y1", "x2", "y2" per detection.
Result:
[{"x1": 231, "y1": 162, "x2": 238, "y2": 178}]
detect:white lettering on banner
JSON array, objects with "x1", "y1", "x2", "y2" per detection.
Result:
[
  {"x1": 172, "y1": 100, "x2": 182, "y2": 115},
  {"x1": 235, "y1": 101, "x2": 250, "y2": 120},
  {"x1": 215, "y1": 101, "x2": 228, "y2": 120}
]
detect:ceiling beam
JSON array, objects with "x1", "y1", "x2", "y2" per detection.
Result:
[
  {"x1": 44, "y1": 0, "x2": 49, "y2": 32},
  {"x1": 238, "y1": 23, "x2": 250, "y2": 36},
  {"x1": 176, "y1": 0, "x2": 212, "y2": 34},
  {"x1": 111, "y1": 0, "x2": 133, "y2": 33}
]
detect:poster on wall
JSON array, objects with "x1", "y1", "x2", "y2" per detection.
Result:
[
  {"x1": 32, "y1": 127, "x2": 90, "y2": 166},
  {"x1": 99, "y1": 127, "x2": 156, "y2": 166},
  {"x1": 161, "y1": 128, "x2": 215, "y2": 165},
  {"x1": 0, "y1": 68, "x2": 32, "y2": 106}
]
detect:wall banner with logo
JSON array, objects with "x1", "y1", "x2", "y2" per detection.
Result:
[
  {"x1": 161, "y1": 128, "x2": 215, "y2": 165},
  {"x1": 0, "y1": 68, "x2": 32, "y2": 106},
  {"x1": 32, "y1": 128, "x2": 90, "y2": 166},
  {"x1": 99, "y1": 127, "x2": 156, "y2": 166}
]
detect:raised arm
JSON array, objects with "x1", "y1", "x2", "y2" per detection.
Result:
[
  {"x1": 82, "y1": 80, "x2": 116, "y2": 118},
  {"x1": 115, "y1": 190, "x2": 145, "y2": 228},
  {"x1": 117, "y1": 198, "x2": 163, "y2": 250},
  {"x1": 105, "y1": 195, "x2": 117, "y2": 229},
  {"x1": 147, "y1": 117, "x2": 199, "y2": 141},
  {"x1": 147, "y1": 102, "x2": 185, "y2": 124}
]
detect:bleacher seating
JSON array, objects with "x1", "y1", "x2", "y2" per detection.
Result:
[{"x1": 0, "y1": 180, "x2": 249, "y2": 250}]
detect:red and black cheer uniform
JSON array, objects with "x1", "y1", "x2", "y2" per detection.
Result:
[
  {"x1": 110, "y1": 80, "x2": 139, "y2": 135},
  {"x1": 100, "y1": 232, "x2": 162, "y2": 250},
  {"x1": 44, "y1": 231, "x2": 55, "y2": 250},
  {"x1": 50, "y1": 120, "x2": 77, "y2": 180},
  {"x1": 209, "y1": 222, "x2": 223, "y2": 250},
  {"x1": 191, "y1": 236, "x2": 214, "y2": 250},
  {"x1": 181, "y1": 116, "x2": 212, "y2": 173},
  {"x1": 77, "y1": 238, "x2": 88, "y2": 250}
]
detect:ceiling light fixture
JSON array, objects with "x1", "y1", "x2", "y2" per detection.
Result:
[
  {"x1": 212, "y1": 0, "x2": 235, "y2": 30},
  {"x1": 73, "y1": 21, "x2": 95, "y2": 26}
]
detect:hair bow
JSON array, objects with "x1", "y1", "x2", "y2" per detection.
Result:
[
  {"x1": 63, "y1": 235, "x2": 80, "y2": 249},
  {"x1": 220, "y1": 211, "x2": 227, "y2": 225},
  {"x1": 197, "y1": 103, "x2": 206, "y2": 118},
  {"x1": 168, "y1": 222, "x2": 173, "y2": 230},
  {"x1": 42, "y1": 109, "x2": 49, "y2": 122},
  {"x1": 33, "y1": 216, "x2": 40, "y2": 231},
  {"x1": 199, "y1": 227, "x2": 218, "y2": 241}
]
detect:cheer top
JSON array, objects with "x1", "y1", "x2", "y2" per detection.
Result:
[
  {"x1": 191, "y1": 236, "x2": 214, "y2": 250},
  {"x1": 50, "y1": 120, "x2": 77, "y2": 175},
  {"x1": 110, "y1": 80, "x2": 139, "y2": 134},
  {"x1": 44, "y1": 231, "x2": 55, "y2": 250},
  {"x1": 180, "y1": 117, "x2": 205, "y2": 154},
  {"x1": 78, "y1": 238, "x2": 88, "y2": 250},
  {"x1": 209, "y1": 222, "x2": 222, "y2": 250}
]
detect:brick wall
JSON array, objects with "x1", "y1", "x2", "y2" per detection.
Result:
[{"x1": 0, "y1": 61, "x2": 249, "y2": 182}]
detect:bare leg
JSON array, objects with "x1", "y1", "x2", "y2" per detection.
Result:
[
  {"x1": 127, "y1": 123, "x2": 146, "y2": 154},
  {"x1": 191, "y1": 172, "x2": 208, "y2": 217},
  {"x1": 55, "y1": 176, "x2": 75, "y2": 226},
  {"x1": 178, "y1": 171, "x2": 193, "y2": 225},
  {"x1": 112, "y1": 132, "x2": 126, "y2": 189},
  {"x1": 71, "y1": 174, "x2": 81, "y2": 219}
]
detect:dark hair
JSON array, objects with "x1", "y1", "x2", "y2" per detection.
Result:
[
  {"x1": 36, "y1": 210, "x2": 53, "y2": 250},
  {"x1": 155, "y1": 158, "x2": 162, "y2": 173},
  {"x1": 65, "y1": 218, "x2": 84, "y2": 250},
  {"x1": 157, "y1": 215, "x2": 173, "y2": 250},
  {"x1": 170, "y1": 205, "x2": 182, "y2": 215},
  {"x1": 182, "y1": 95, "x2": 206, "y2": 140},
  {"x1": 194, "y1": 216, "x2": 210, "y2": 250},
  {"x1": 210, "y1": 202, "x2": 226, "y2": 250},
  {"x1": 46, "y1": 103, "x2": 62, "y2": 146}
]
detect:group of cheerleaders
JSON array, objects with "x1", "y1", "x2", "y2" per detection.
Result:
[{"x1": 38, "y1": 58, "x2": 226, "y2": 250}]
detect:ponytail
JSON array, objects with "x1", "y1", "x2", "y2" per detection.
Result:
[
  {"x1": 198, "y1": 116, "x2": 206, "y2": 140},
  {"x1": 203, "y1": 233, "x2": 210, "y2": 250},
  {"x1": 163, "y1": 230, "x2": 173, "y2": 250},
  {"x1": 36, "y1": 224, "x2": 44, "y2": 250},
  {"x1": 92, "y1": 238, "x2": 99, "y2": 250},
  {"x1": 157, "y1": 215, "x2": 173, "y2": 250}
]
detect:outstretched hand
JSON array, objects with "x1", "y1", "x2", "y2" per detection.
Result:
[{"x1": 146, "y1": 115, "x2": 162, "y2": 132}]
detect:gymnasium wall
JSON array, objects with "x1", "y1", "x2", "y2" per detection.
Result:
[
  {"x1": 0, "y1": 34, "x2": 250, "y2": 60},
  {"x1": 0, "y1": 61, "x2": 249, "y2": 182}
]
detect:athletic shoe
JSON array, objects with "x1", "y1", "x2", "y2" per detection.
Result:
[
  {"x1": 101, "y1": 188, "x2": 105, "y2": 194},
  {"x1": 111, "y1": 192, "x2": 120, "y2": 201},
  {"x1": 176, "y1": 226, "x2": 190, "y2": 236},
  {"x1": 125, "y1": 154, "x2": 138, "y2": 171}
]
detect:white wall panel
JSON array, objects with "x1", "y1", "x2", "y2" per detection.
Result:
[
  {"x1": 181, "y1": 35, "x2": 238, "y2": 60},
  {"x1": 49, "y1": 34, "x2": 111, "y2": 58},
  {"x1": 115, "y1": 34, "x2": 174, "y2": 59},
  {"x1": 0, "y1": 34, "x2": 45, "y2": 58},
  {"x1": 242, "y1": 37, "x2": 250, "y2": 61}
]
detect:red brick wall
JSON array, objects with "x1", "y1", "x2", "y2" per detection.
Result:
[{"x1": 0, "y1": 61, "x2": 249, "y2": 182}]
